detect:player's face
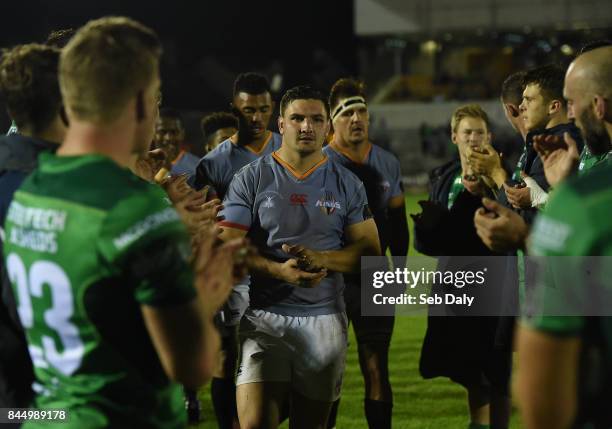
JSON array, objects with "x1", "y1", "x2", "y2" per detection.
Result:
[
  {"x1": 500, "y1": 97, "x2": 523, "y2": 136},
  {"x1": 564, "y1": 71, "x2": 611, "y2": 155},
  {"x1": 153, "y1": 117, "x2": 184, "y2": 161},
  {"x1": 334, "y1": 105, "x2": 369, "y2": 145},
  {"x1": 452, "y1": 116, "x2": 490, "y2": 157},
  {"x1": 519, "y1": 83, "x2": 550, "y2": 132},
  {"x1": 206, "y1": 126, "x2": 237, "y2": 152},
  {"x1": 233, "y1": 92, "x2": 273, "y2": 140},
  {"x1": 279, "y1": 99, "x2": 330, "y2": 156},
  {"x1": 134, "y1": 73, "x2": 161, "y2": 156}
]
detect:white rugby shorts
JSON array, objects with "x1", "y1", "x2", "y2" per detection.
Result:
[{"x1": 236, "y1": 309, "x2": 348, "y2": 401}]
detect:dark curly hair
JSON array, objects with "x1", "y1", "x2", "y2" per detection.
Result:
[
  {"x1": 200, "y1": 112, "x2": 238, "y2": 137},
  {"x1": 0, "y1": 43, "x2": 61, "y2": 133}
]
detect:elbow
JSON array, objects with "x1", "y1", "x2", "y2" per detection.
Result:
[
  {"x1": 163, "y1": 326, "x2": 220, "y2": 389},
  {"x1": 349, "y1": 241, "x2": 381, "y2": 273}
]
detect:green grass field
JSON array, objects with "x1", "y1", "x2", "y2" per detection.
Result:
[{"x1": 192, "y1": 194, "x2": 523, "y2": 428}]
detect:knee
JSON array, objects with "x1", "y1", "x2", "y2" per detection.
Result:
[
  {"x1": 364, "y1": 361, "x2": 384, "y2": 388},
  {"x1": 239, "y1": 412, "x2": 273, "y2": 429},
  {"x1": 238, "y1": 400, "x2": 278, "y2": 429},
  {"x1": 360, "y1": 354, "x2": 392, "y2": 401},
  {"x1": 360, "y1": 348, "x2": 389, "y2": 387},
  {"x1": 240, "y1": 423, "x2": 265, "y2": 429}
]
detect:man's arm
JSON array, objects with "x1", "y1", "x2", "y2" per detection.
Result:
[
  {"x1": 387, "y1": 195, "x2": 409, "y2": 256},
  {"x1": 141, "y1": 233, "x2": 244, "y2": 388},
  {"x1": 516, "y1": 324, "x2": 580, "y2": 429},
  {"x1": 220, "y1": 226, "x2": 326, "y2": 286},
  {"x1": 284, "y1": 218, "x2": 381, "y2": 274},
  {"x1": 325, "y1": 218, "x2": 381, "y2": 272},
  {"x1": 142, "y1": 299, "x2": 218, "y2": 389}
]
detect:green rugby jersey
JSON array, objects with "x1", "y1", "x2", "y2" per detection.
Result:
[
  {"x1": 528, "y1": 163, "x2": 612, "y2": 426},
  {"x1": 578, "y1": 146, "x2": 610, "y2": 174},
  {"x1": 3, "y1": 153, "x2": 196, "y2": 429}
]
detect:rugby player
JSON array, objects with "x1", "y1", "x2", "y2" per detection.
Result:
[
  {"x1": 200, "y1": 111, "x2": 238, "y2": 153},
  {"x1": 3, "y1": 29, "x2": 74, "y2": 137},
  {"x1": 576, "y1": 41, "x2": 612, "y2": 173},
  {"x1": 219, "y1": 85, "x2": 381, "y2": 429},
  {"x1": 194, "y1": 72, "x2": 281, "y2": 429},
  {"x1": 0, "y1": 43, "x2": 66, "y2": 410},
  {"x1": 152, "y1": 107, "x2": 200, "y2": 179},
  {"x1": 500, "y1": 71, "x2": 528, "y2": 141},
  {"x1": 323, "y1": 78, "x2": 408, "y2": 429},
  {"x1": 2, "y1": 17, "x2": 244, "y2": 428},
  {"x1": 516, "y1": 45, "x2": 612, "y2": 429},
  {"x1": 501, "y1": 64, "x2": 581, "y2": 213},
  {"x1": 532, "y1": 41, "x2": 612, "y2": 184},
  {"x1": 194, "y1": 72, "x2": 281, "y2": 199}
]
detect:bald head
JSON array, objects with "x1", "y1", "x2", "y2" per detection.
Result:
[
  {"x1": 564, "y1": 45, "x2": 612, "y2": 155},
  {"x1": 567, "y1": 46, "x2": 612, "y2": 98}
]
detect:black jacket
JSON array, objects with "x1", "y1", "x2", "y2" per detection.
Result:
[
  {"x1": 499, "y1": 122, "x2": 584, "y2": 225},
  {"x1": 414, "y1": 158, "x2": 494, "y2": 257},
  {"x1": 415, "y1": 158, "x2": 514, "y2": 384},
  {"x1": 0, "y1": 134, "x2": 57, "y2": 224},
  {"x1": 0, "y1": 133, "x2": 57, "y2": 408}
]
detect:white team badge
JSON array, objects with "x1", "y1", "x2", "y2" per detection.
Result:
[{"x1": 262, "y1": 196, "x2": 275, "y2": 208}]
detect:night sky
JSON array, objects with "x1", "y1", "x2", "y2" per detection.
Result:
[{"x1": 1, "y1": 0, "x2": 356, "y2": 112}]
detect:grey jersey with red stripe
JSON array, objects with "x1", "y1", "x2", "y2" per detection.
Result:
[
  {"x1": 193, "y1": 132, "x2": 282, "y2": 199},
  {"x1": 220, "y1": 152, "x2": 370, "y2": 316}
]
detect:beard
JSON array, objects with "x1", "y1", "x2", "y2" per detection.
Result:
[
  {"x1": 232, "y1": 108, "x2": 256, "y2": 146},
  {"x1": 579, "y1": 108, "x2": 611, "y2": 156}
]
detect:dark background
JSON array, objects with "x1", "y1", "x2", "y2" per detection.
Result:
[{"x1": 0, "y1": 0, "x2": 357, "y2": 112}]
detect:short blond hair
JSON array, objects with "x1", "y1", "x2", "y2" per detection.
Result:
[
  {"x1": 450, "y1": 104, "x2": 490, "y2": 133},
  {"x1": 59, "y1": 16, "x2": 161, "y2": 124}
]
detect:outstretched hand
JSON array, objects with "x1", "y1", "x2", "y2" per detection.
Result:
[
  {"x1": 533, "y1": 132, "x2": 580, "y2": 187},
  {"x1": 193, "y1": 225, "x2": 249, "y2": 313}
]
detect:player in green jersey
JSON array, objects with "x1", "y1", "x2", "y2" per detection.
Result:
[
  {"x1": 3, "y1": 17, "x2": 244, "y2": 429},
  {"x1": 576, "y1": 40, "x2": 612, "y2": 175},
  {"x1": 515, "y1": 45, "x2": 612, "y2": 429}
]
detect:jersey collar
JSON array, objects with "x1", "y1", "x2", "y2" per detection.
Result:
[
  {"x1": 231, "y1": 131, "x2": 273, "y2": 155},
  {"x1": 272, "y1": 151, "x2": 328, "y2": 180},
  {"x1": 329, "y1": 140, "x2": 372, "y2": 164}
]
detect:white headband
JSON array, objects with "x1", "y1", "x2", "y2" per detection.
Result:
[{"x1": 331, "y1": 96, "x2": 367, "y2": 122}]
